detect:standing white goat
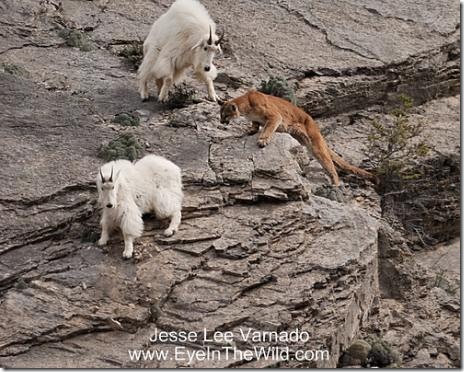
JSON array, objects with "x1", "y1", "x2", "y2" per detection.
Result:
[
  {"x1": 97, "y1": 155, "x2": 183, "y2": 259},
  {"x1": 137, "y1": 0, "x2": 223, "y2": 102}
]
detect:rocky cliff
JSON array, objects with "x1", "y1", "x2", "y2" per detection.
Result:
[{"x1": 0, "y1": 0, "x2": 460, "y2": 368}]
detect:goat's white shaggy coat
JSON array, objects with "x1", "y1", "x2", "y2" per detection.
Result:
[
  {"x1": 137, "y1": 0, "x2": 222, "y2": 102},
  {"x1": 97, "y1": 155, "x2": 183, "y2": 259}
]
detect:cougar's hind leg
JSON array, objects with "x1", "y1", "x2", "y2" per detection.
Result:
[{"x1": 311, "y1": 138, "x2": 340, "y2": 186}]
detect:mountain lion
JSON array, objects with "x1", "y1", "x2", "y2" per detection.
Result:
[{"x1": 218, "y1": 90, "x2": 376, "y2": 186}]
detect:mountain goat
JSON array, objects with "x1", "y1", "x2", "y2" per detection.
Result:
[
  {"x1": 137, "y1": 0, "x2": 223, "y2": 102},
  {"x1": 97, "y1": 155, "x2": 183, "y2": 259}
]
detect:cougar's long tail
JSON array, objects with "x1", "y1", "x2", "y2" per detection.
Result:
[{"x1": 329, "y1": 149, "x2": 378, "y2": 183}]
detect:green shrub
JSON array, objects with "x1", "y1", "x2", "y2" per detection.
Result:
[
  {"x1": 118, "y1": 42, "x2": 144, "y2": 70},
  {"x1": 258, "y1": 76, "x2": 297, "y2": 105},
  {"x1": 165, "y1": 85, "x2": 198, "y2": 109},
  {"x1": 112, "y1": 112, "x2": 140, "y2": 127},
  {"x1": 368, "y1": 95, "x2": 459, "y2": 247},
  {"x1": 367, "y1": 94, "x2": 430, "y2": 190},
  {"x1": 80, "y1": 227, "x2": 100, "y2": 243},
  {"x1": 1, "y1": 63, "x2": 29, "y2": 77},
  {"x1": 367, "y1": 336, "x2": 400, "y2": 367},
  {"x1": 434, "y1": 269, "x2": 459, "y2": 295},
  {"x1": 59, "y1": 29, "x2": 93, "y2": 52},
  {"x1": 98, "y1": 133, "x2": 142, "y2": 161}
]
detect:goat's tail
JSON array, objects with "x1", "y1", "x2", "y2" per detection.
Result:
[
  {"x1": 137, "y1": 46, "x2": 160, "y2": 99},
  {"x1": 137, "y1": 46, "x2": 158, "y2": 83},
  {"x1": 329, "y1": 149, "x2": 378, "y2": 183}
]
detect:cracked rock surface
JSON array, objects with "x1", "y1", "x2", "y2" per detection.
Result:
[{"x1": 0, "y1": 0, "x2": 459, "y2": 368}]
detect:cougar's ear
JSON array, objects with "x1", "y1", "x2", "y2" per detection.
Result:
[{"x1": 231, "y1": 103, "x2": 238, "y2": 112}]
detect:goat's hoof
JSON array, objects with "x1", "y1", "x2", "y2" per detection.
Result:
[
  {"x1": 141, "y1": 97, "x2": 149, "y2": 102},
  {"x1": 163, "y1": 228, "x2": 175, "y2": 237},
  {"x1": 97, "y1": 238, "x2": 108, "y2": 246},
  {"x1": 122, "y1": 251, "x2": 133, "y2": 259}
]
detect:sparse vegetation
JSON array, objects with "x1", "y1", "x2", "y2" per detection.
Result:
[
  {"x1": 367, "y1": 94, "x2": 430, "y2": 190},
  {"x1": 80, "y1": 226, "x2": 100, "y2": 243},
  {"x1": 98, "y1": 133, "x2": 142, "y2": 161},
  {"x1": 339, "y1": 337, "x2": 400, "y2": 368},
  {"x1": 386, "y1": 154, "x2": 460, "y2": 246},
  {"x1": 366, "y1": 336, "x2": 401, "y2": 367},
  {"x1": 259, "y1": 76, "x2": 297, "y2": 105},
  {"x1": 112, "y1": 112, "x2": 140, "y2": 127},
  {"x1": 434, "y1": 269, "x2": 459, "y2": 295},
  {"x1": 59, "y1": 29, "x2": 93, "y2": 51},
  {"x1": 118, "y1": 41, "x2": 144, "y2": 70},
  {"x1": 165, "y1": 84, "x2": 199, "y2": 109},
  {"x1": 339, "y1": 339, "x2": 372, "y2": 367},
  {"x1": 313, "y1": 184, "x2": 345, "y2": 203},
  {"x1": 1, "y1": 63, "x2": 29, "y2": 77},
  {"x1": 367, "y1": 95, "x2": 459, "y2": 247}
]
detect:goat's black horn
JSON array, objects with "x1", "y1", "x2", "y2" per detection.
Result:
[
  {"x1": 208, "y1": 25, "x2": 213, "y2": 45},
  {"x1": 109, "y1": 166, "x2": 114, "y2": 182},
  {"x1": 215, "y1": 30, "x2": 224, "y2": 45},
  {"x1": 100, "y1": 168, "x2": 105, "y2": 182}
]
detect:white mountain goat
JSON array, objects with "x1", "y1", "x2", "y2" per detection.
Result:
[
  {"x1": 137, "y1": 0, "x2": 223, "y2": 102},
  {"x1": 96, "y1": 155, "x2": 183, "y2": 259}
]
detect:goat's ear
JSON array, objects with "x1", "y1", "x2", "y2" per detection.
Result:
[
  {"x1": 217, "y1": 98, "x2": 225, "y2": 106},
  {"x1": 191, "y1": 39, "x2": 203, "y2": 50},
  {"x1": 113, "y1": 170, "x2": 121, "y2": 182}
]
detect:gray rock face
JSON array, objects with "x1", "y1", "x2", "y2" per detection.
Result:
[
  {"x1": 0, "y1": 74, "x2": 380, "y2": 366},
  {"x1": 0, "y1": 0, "x2": 459, "y2": 368}
]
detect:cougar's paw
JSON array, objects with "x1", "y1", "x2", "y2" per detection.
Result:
[{"x1": 257, "y1": 137, "x2": 270, "y2": 147}]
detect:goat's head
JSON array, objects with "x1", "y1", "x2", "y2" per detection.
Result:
[
  {"x1": 218, "y1": 98, "x2": 240, "y2": 124},
  {"x1": 192, "y1": 25, "x2": 224, "y2": 73},
  {"x1": 98, "y1": 165, "x2": 119, "y2": 209}
]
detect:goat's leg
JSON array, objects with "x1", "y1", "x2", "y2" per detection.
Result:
[
  {"x1": 205, "y1": 77, "x2": 219, "y2": 102},
  {"x1": 158, "y1": 77, "x2": 172, "y2": 102},
  {"x1": 195, "y1": 68, "x2": 218, "y2": 101},
  {"x1": 98, "y1": 212, "x2": 111, "y2": 246},
  {"x1": 139, "y1": 79, "x2": 149, "y2": 101},
  {"x1": 120, "y1": 205, "x2": 143, "y2": 259},
  {"x1": 122, "y1": 233, "x2": 135, "y2": 259},
  {"x1": 164, "y1": 210, "x2": 182, "y2": 237}
]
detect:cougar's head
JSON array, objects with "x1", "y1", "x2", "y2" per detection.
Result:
[{"x1": 218, "y1": 99, "x2": 240, "y2": 124}]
